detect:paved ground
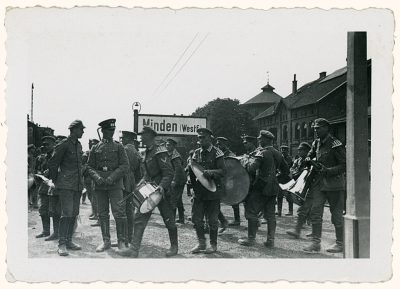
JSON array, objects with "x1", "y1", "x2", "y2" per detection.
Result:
[{"x1": 28, "y1": 193, "x2": 341, "y2": 259}]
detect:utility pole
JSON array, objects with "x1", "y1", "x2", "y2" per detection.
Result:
[
  {"x1": 344, "y1": 32, "x2": 370, "y2": 258},
  {"x1": 132, "y1": 102, "x2": 141, "y2": 133},
  {"x1": 31, "y1": 83, "x2": 34, "y2": 122}
]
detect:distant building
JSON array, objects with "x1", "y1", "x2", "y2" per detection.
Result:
[
  {"x1": 242, "y1": 61, "x2": 371, "y2": 154},
  {"x1": 240, "y1": 83, "x2": 282, "y2": 119}
]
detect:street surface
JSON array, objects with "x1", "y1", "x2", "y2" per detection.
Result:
[{"x1": 28, "y1": 192, "x2": 341, "y2": 259}]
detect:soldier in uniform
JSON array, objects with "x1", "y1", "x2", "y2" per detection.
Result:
[
  {"x1": 190, "y1": 128, "x2": 226, "y2": 254},
  {"x1": 87, "y1": 139, "x2": 101, "y2": 227},
  {"x1": 243, "y1": 135, "x2": 258, "y2": 154},
  {"x1": 286, "y1": 142, "x2": 314, "y2": 238},
  {"x1": 215, "y1": 136, "x2": 239, "y2": 231},
  {"x1": 238, "y1": 130, "x2": 289, "y2": 248},
  {"x1": 118, "y1": 126, "x2": 176, "y2": 258},
  {"x1": 120, "y1": 130, "x2": 142, "y2": 246},
  {"x1": 35, "y1": 136, "x2": 60, "y2": 240},
  {"x1": 165, "y1": 138, "x2": 186, "y2": 224},
  {"x1": 276, "y1": 145, "x2": 294, "y2": 216},
  {"x1": 48, "y1": 120, "x2": 85, "y2": 256},
  {"x1": 302, "y1": 118, "x2": 346, "y2": 253},
  {"x1": 86, "y1": 119, "x2": 129, "y2": 253}
]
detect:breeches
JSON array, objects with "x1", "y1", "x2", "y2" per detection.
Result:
[
  {"x1": 192, "y1": 198, "x2": 220, "y2": 230},
  {"x1": 244, "y1": 192, "x2": 276, "y2": 222},
  {"x1": 96, "y1": 189, "x2": 127, "y2": 219},
  {"x1": 58, "y1": 189, "x2": 81, "y2": 217}
]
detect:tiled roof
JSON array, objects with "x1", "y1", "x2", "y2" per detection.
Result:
[
  {"x1": 242, "y1": 83, "x2": 282, "y2": 105},
  {"x1": 253, "y1": 103, "x2": 278, "y2": 120}
]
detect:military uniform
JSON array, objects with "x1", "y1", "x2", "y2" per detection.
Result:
[
  {"x1": 190, "y1": 130, "x2": 226, "y2": 253},
  {"x1": 48, "y1": 120, "x2": 85, "y2": 256},
  {"x1": 239, "y1": 130, "x2": 289, "y2": 247},
  {"x1": 122, "y1": 137, "x2": 141, "y2": 244},
  {"x1": 277, "y1": 147, "x2": 293, "y2": 216},
  {"x1": 87, "y1": 120, "x2": 129, "y2": 252},
  {"x1": 124, "y1": 127, "x2": 176, "y2": 258},
  {"x1": 166, "y1": 143, "x2": 186, "y2": 224},
  {"x1": 35, "y1": 136, "x2": 61, "y2": 240}
]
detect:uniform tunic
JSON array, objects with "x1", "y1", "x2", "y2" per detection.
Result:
[
  {"x1": 168, "y1": 149, "x2": 186, "y2": 209},
  {"x1": 87, "y1": 139, "x2": 129, "y2": 219},
  {"x1": 307, "y1": 134, "x2": 346, "y2": 228},
  {"x1": 48, "y1": 136, "x2": 84, "y2": 217}
]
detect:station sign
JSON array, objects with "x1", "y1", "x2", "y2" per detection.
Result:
[{"x1": 138, "y1": 114, "x2": 207, "y2": 136}]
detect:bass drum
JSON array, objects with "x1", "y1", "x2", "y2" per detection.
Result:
[{"x1": 221, "y1": 157, "x2": 250, "y2": 205}]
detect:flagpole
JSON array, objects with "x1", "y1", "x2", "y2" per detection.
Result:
[{"x1": 31, "y1": 83, "x2": 34, "y2": 122}]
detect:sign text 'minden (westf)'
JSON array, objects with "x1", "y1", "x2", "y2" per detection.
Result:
[{"x1": 138, "y1": 114, "x2": 207, "y2": 136}]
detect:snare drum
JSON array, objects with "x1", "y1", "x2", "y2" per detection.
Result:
[{"x1": 132, "y1": 181, "x2": 162, "y2": 214}]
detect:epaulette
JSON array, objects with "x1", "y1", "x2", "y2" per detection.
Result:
[
  {"x1": 155, "y1": 145, "x2": 168, "y2": 155},
  {"x1": 171, "y1": 149, "x2": 181, "y2": 160},
  {"x1": 331, "y1": 138, "x2": 343, "y2": 148},
  {"x1": 214, "y1": 146, "x2": 225, "y2": 158}
]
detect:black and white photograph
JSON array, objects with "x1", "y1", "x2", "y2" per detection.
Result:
[{"x1": 1, "y1": 0, "x2": 396, "y2": 284}]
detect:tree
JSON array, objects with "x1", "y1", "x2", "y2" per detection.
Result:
[{"x1": 191, "y1": 98, "x2": 258, "y2": 154}]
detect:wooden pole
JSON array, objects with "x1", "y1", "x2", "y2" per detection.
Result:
[{"x1": 344, "y1": 32, "x2": 370, "y2": 258}]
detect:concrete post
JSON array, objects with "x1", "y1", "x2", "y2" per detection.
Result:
[{"x1": 344, "y1": 32, "x2": 370, "y2": 258}]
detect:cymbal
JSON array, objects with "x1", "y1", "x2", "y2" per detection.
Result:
[{"x1": 190, "y1": 160, "x2": 217, "y2": 192}]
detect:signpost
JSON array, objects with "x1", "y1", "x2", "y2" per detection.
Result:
[{"x1": 138, "y1": 114, "x2": 207, "y2": 136}]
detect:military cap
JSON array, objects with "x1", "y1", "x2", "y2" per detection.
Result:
[
  {"x1": 166, "y1": 138, "x2": 177, "y2": 145},
  {"x1": 312, "y1": 118, "x2": 330, "y2": 128},
  {"x1": 280, "y1": 144, "x2": 289, "y2": 149},
  {"x1": 41, "y1": 135, "x2": 56, "y2": 143},
  {"x1": 257, "y1": 130, "x2": 275, "y2": 139},
  {"x1": 216, "y1": 136, "x2": 229, "y2": 142},
  {"x1": 90, "y1": 138, "x2": 99, "y2": 144},
  {"x1": 298, "y1": 142, "x2": 311, "y2": 151},
  {"x1": 139, "y1": 126, "x2": 157, "y2": 136},
  {"x1": 121, "y1": 130, "x2": 137, "y2": 140},
  {"x1": 68, "y1": 119, "x2": 85, "y2": 129},
  {"x1": 243, "y1": 135, "x2": 257, "y2": 143},
  {"x1": 56, "y1": 135, "x2": 67, "y2": 140},
  {"x1": 28, "y1": 144, "x2": 35, "y2": 150},
  {"x1": 99, "y1": 118, "x2": 116, "y2": 129},
  {"x1": 197, "y1": 127, "x2": 213, "y2": 136}
]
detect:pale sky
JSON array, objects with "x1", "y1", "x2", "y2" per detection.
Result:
[{"x1": 5, "y1": 7, "x2": 391, "y2": 149}]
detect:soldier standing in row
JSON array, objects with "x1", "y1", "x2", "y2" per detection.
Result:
[
  {"x1": 118, "y1": 126, "x2": 176, "y2": 258},
  {"x1": 120, "y1": 130, "x2": 142, "y2": 246},
  {"x1": 238, "y1": 130, "x2": 289, "y2": 248},
  {"x1": 48, "y1": 120, "x2": 85, "y2": 256},
  {"x1": 302, "y1": 118, "x2": 346, "y2": 253},
  {"x1": 190, "y1": 128, "x2": 226, "y2": 254},
  {"x1": 35, "y1": 136, "x2": 60, "y2": 241},
  {"x1": 165, "y1": 138, "x2": 186, "y2": 224},
  {"x1": 87, "y1": 139, "x2": 100, "y2": 227},
  {"x1": 286, "y1": 142, "x2": 314, "y2": 239},
  {"x1": 87, "y1": 119, "x2": 129, "y2": 253},
  {"x1": 276, "y1": 145, "x2": 294, "y2": 216}
]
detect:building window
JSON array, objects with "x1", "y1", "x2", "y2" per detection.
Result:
[
  {"x1": 295, "y1": 123, "x2": 300, "y2": 140},
  {"x1": 282, "y1": 125, "x2": 288, "y2": 141},
  {"x1": 301, "y1": 122, "x2": 307, "y2": 139},
  {"x1": 308, "y1": 121, "x2": 314, "y2": 138}
]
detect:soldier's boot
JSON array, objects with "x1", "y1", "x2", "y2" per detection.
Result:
[
  {"x1": 327, "y1": 226, "x2": 344, "y2": 253},
  {"x1": 191, "y1": 226, "x2": 207, "y2": 254},
  {"x1": 127, "y1": 216, "x2": 134, "y2": 246},
  {"x1": 228, "y1": 206, "x2": 241, "y2": 226},
  {"x1": 176, "y1": 206, "x2": 185, "y2": 224},
  {"x1": 165, "y1": 227, "x2": 178, "y2": 257},
  {"x1": 117, "y1": 222, "x2": 145, "y2": 257},
  {"x1": 36, "y1": 215, "x2": 51, "y2": 238},
  {"x1": 218, "y1": 212, "x2": 228, "y2": 233},
  {"x1": 264, "y1": 219, "x2": 276, "y2": 248},
  {"x1": 286, "y1": 201, "x2": 294, "y2": 216},
  {"x1": 303, "y1": 224, "x2": 322, "y2": 253},
  {"x1": 45, "y1": 215, "x2": 60, "y2": 241},
  {"x1": 57, "y1": 217, "x2": 69, "y2": 257},
  {"x1": 286, "y1": 216, "x2": 305, "y2": 239},
  {"x1": 205, "y1": 228, "x2": 218, "y2": 254},
  {"x1": 116, "y1": 218, "x2": 128, "y2": 251},
  {"x1": 66, "y1": 217, "x2": 81, "y2": 250},
  {"x1": 276, "y1": 197, "x2": 283, "y2": 216},
  {"x1": 238, "y1": 220, "x2": 257, "y2": 246},
  {"x1": 96, "y1": 218, "x2": 111, "y2": 252}
]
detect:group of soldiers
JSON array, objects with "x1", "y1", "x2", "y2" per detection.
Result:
[{"x1": 29, "y1": 116, "x2": 346, "y2": 257}]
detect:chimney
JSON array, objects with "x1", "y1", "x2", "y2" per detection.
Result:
[
  {"x1": 292, "y1": 74, "x2": 297, "y2": 94},
  {"x1": 319, "y1": 71, "x2": 327, "y2": 79}
]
